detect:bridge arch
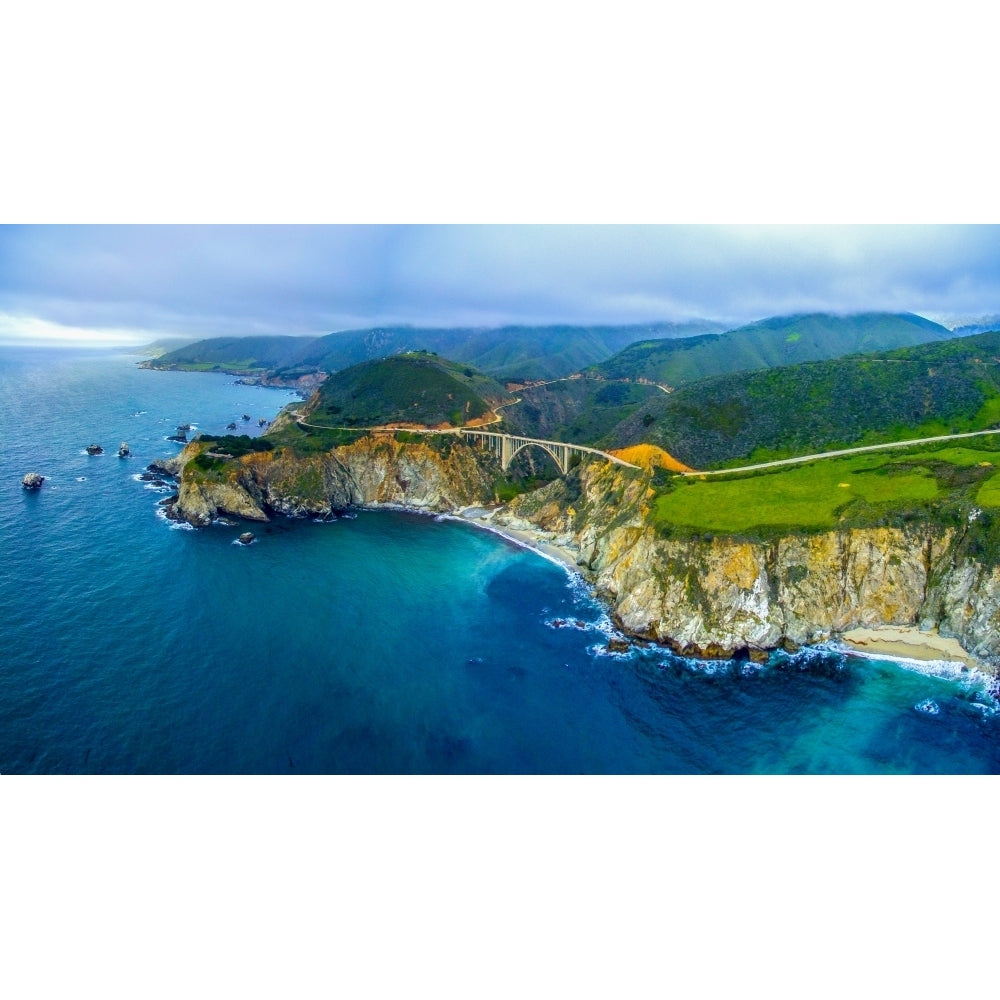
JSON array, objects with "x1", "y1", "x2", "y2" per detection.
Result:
[{"x1": 507, "y1": 440, "x2": 569, "y2": 474}]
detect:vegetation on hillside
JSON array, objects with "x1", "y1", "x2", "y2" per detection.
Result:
[
  {"x1": 602, "y1": 331, "x2": 1000, "y2": 469},
  {"x1": 145, "y1": 321, "x2": 724, "y2": 383},
  {"x1": 500, "y1": 378, "x2": 664, "y2": 443},
  {"x1": 591, "y1": 312, "x2": 953, "y2": 387},
  {"x1": 303, "y1": 353, "x2": 508, "y2": 428},
  {"x1": 645, "y1": 439, "x2": 1000, "y2": 548}
]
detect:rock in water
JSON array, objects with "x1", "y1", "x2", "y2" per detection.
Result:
[
  {"x1": 242, "y1": 414, "x2": 251, "y2": 421},
  {"x1": 86, "y1": 444, "x2": 104, "y2": 455},
  {"x1": 226, "y1": 422, "x2": 238, "y2": 431},
  {"x1": 238, "y1": 532, "x2": 255, "y2": 545},
  {"x1": 118, "y1": 441, "x2": 131, "y2": 457},
  {"x1": 607, "y1": 638, "x2": 630, "y2": 653},
  {"x1": 22, "y1": 472, "x2": 44, "y2": 490}
]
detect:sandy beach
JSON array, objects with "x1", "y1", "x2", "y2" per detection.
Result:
[
  {"x1": 456, "y1": 507, "x2": 586, "y2": 576},
  {"x1": 837, "y1": 625, "x2": 977, "y2": 667}
]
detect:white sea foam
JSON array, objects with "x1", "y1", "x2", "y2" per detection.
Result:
[
  {"x1": 915, "y1": 699, "x2": 940, "y2": 715},
  {"x1": 825, "y1": 639, "x2": 996, "y2": 696},
  {"x1": 155, "y1": 506, "x2": 193, "y2": 530}
]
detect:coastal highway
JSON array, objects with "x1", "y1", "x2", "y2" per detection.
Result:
[{"x1": 682, "y1": 427, "x2": 1000, "y2": 477}]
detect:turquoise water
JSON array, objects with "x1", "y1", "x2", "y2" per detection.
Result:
[{"x1": 1, "y1": 346, "x2": 999, "y2": 773}]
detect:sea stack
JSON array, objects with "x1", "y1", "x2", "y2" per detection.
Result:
[
  {"x1": 118, "y1": 441, "x2": 131, "y2": 457},
  {"x1": 22, "y1": 472, "x2": 44, "y2": 490}
]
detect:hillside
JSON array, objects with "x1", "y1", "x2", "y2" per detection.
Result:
[
  {"x1": 299, "y1": 353, "x2": 509, "y2": 429},
  {"x1": 141, "y1": 335, "x2": 315, "y2": 372},
  {"x1": 602, "y1": 330, "x2": 1000, "y2": 468},
  {"x1": 143, "y1": 320, "x2": 725, "y2": 382},
  {"x1": 591, "y1": 312, "x2": 953, "y2": 386}
]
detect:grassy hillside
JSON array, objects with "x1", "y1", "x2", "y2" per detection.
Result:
[
  {"x1": 592, "y1": 312, "x2": 953, "y2": 386},
  {"x1": 604, "y1": 331, "x2": 1000, "y2": 469},
  {"x1": 648, "y1": 439, "x2": 1000, "y2": 544},
  {"x1": 302, "y1": 353, "x2": 508, "y2": 428}
]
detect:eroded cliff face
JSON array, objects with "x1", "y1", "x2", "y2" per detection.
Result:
[
  {"x1": 168, "y1": 435, "x2": 494, "y2": 526},
  {"x1": 160, "y1": 438, "x2": 1000, "y2": 669},
  {"x1": 494, "y1": 461, "x2": 1000, "y2": 669}
]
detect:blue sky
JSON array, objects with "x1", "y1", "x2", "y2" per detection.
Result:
[{"x1": 1, "y1": 225, "x2": 999, "y2": 346}]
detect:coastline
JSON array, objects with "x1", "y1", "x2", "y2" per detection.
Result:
[
  {"x1": 454, "y1": 506, "x2": 586, "y2": 577},
  {"x1": 835, "y1": 625, "x2": 978, "y2": 669}
]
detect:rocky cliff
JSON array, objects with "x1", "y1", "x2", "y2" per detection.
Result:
[
  {"x1": 157, "y1": 436, "x2": 1000, "y2": 670},
  {"x1": 164, "y1": 434, "x2": 495, "y2": 526},
  {"x1": 493, "y1": 460, "x2": 1000, "y2": 670}
]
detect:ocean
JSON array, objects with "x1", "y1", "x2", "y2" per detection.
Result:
[{"x1": 2, "y1": 345, "x2": 998, "y2": 773}]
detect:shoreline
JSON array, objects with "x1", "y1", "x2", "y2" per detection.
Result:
[
  {"x1": 151, "y1": 463, "x2": 995, "y2": 678},
  {"x1": 454, "y1": 506, "x2": 586, "y2": 577},
  {"x1": 834, "y1": 625, "x2": 979, "y2": 669}
]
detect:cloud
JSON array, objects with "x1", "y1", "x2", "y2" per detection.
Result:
[{"x1": 1, "y1": 225, "x2": 999, "y2": 343}]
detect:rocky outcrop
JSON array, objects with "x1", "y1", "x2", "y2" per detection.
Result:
[
  {"x1": 494, "y1": 460, "x2": 1000, "y2": 670},
  {"x1": 22, "y1": 472, "x2": 44, "y2": 490},
  {"x1": 86, "y1": 444, "x2": 103, "y2": 455},
  {"x1": 165, "y1": 434, "x2": 495, "y2": 527}
]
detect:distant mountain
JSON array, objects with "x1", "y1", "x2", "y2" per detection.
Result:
[
  {"x1": 591, "y1": 312, "x2": 954, "y2": 386},
  {"x1": 950, "y1": 316, "x2": 1000, "y2": 337},
  {"x1": 141, "y1": 335, "x2": 315, "y2": 372},
  {"x1": 144, "y1": 320, "x2": 726, "y2": 382},
  {"x1": 128, "y1": 336, "x2": 198, "y2": 357}
]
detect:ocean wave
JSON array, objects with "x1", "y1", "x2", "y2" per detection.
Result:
[
  {"x1": 825, "y1": 639, "x2": 997, "y2": 697},
  {"x1": 915, "y1": 699, "x2": 940, "y2": 715},
  {"x1": 155, "y1": 506, "x2": 193, "y2": 531}
]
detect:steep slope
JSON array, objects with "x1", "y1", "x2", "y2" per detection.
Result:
[
  {"x1": 300, "y1": 353, "x2": 509, "y2": 428},
  {"x1": 592, "y1": 312, "x2": 953, "y2": 386},
  {"x1": 602, "y1": 330, "x2": 1000, "y2": 468}
]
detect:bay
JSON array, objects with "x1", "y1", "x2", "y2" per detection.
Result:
[{"x1": 1, "y1": 345, "x2": 998, "y2": 773}]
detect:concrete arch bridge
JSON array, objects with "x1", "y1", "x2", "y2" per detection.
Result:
[{"x1": 459, "y1": 429, "x2": 638, "y2": 474}]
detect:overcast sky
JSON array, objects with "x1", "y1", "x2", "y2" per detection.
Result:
[{"x1": 2, "y1": 225, "x2": 999, "y2": 346}]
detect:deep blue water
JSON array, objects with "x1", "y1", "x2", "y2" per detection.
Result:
[{"x1": 2, "y1": 345, "x2": 999, "y2": 773}]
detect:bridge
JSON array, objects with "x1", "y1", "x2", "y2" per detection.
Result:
[{"x1": 459, "y1": 429, "x2": 639, "y2": 474}]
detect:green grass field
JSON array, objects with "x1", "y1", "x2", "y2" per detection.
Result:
[{"x1": 651, "y1": 443, "x2": 1000, "y2": 535}]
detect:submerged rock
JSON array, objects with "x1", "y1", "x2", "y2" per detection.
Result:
[{"x1": 22, "y1": 472, "x2": 44, "y2": 490}]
